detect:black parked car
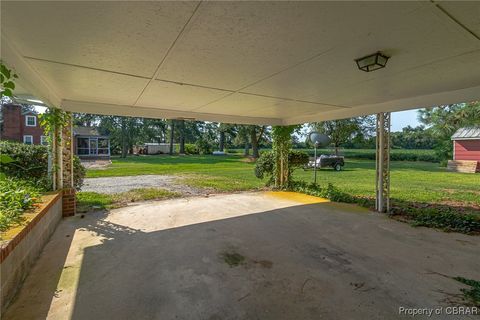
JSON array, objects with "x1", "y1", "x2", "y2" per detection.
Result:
[{"x1": 305, "y1": 155, "x2": 345, "y2": 171}]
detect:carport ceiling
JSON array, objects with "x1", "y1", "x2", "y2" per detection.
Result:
[{"x1": 2, "y1": 1, "x2": 480, "y2": 125}]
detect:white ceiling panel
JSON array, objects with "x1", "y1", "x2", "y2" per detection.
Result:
[
  {"x1": 156, "y1": 1, "x2": 427, "y2": 91},
  {"x1": 1, "y1": 1, "x2": 198, "y2": 78},
  {"x1": 439, "y1": 2, "x2": 480, "y2": 37},
  {"x1": 242, "y1": 4, "x2": 479, "y2": 105},
  {"x1": 27, "y1": 59, "x2": 149, "y2": 106},
  {"x1": 136, "y1": 80, "x2": 232, "y2": 112},
  {"x1": 1, "y1": 1, "x2": 479, "y2": 125},
  {"x1": 197, "y1": 93, "x2": 341, "y2": 118},
  {"x1": 324, "y1": 50, "x2": 480, "y2": 107}
]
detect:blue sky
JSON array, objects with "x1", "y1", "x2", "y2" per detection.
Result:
[{"x1": 391, "y1": 109, "x2": 421, "y2": 132}]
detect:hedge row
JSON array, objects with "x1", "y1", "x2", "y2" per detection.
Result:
[
  {"x1": 297, "y1": 148, "x2": 439, "y2": 162},
  {"x1": 228, "y1": 148, "x2": 439, "y2": 162},
  {"x1": 0, "y1": 141, "x2": 50, "y2": 189}
]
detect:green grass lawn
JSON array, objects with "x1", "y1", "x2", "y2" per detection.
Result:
[
  {"x1": 86, "y1": 155, "x2": 480, "y2": 208},
  {"x1": 77, "y1": 188, "x2": 180, "y2": 213}
]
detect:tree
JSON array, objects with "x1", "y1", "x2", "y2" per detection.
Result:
[
  {"x1": 249, "y1": 125, "x2": 266, "y2": 158},
  {"x1": 98, "y1": 116, "x2": 143, "y2": 158},
  {"x1": 233, "y1": 125, "x2": 251, "y2": 156},
  {"x1": 169, "y1": 120, "x2": 175, "y2": 155},
  {"x1": 178, "y1": 120, "x2": 186, "y2": 154},
  {"x1": 311, "y1": 116, "x2": 374, "y2": 155},
  {"x1": 418, "y1": 102, "x2": 480, "y2": 162},
  {"x1": 391, "y1": 125, "x2": 436, "y2": 149},
  {"x1": 73, "y1": 113, "x2": 98, "y2": 127}
]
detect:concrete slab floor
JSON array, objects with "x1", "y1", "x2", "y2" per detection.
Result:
[{"x1": 3, "y1": 192, "x2": 479, "y2": 320}]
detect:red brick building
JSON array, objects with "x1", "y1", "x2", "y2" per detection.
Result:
[
  {"x1": 0, "y1": 103, "x2": 47, "y2": 145},
  {"x1": 1, "y1": 103, "x2": 111, "y2": 159}
]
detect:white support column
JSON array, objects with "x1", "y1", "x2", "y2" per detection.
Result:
[{"x1": 375, "y1": 112, "x2": 391, "y2": 213}]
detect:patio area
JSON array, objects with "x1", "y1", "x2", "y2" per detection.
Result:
[{"x1": 3, "y1": 192, "x2": 479, "y2": 320}]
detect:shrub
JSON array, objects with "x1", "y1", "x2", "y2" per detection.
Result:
[
  {"x1": 397, "y1": 204, "x2": 480, "y2": 234},
  {"x1": 0, "y1": 178, "x2": 41, "y2": 232},
  {"x1": 0, "y1": 141, "x2": 50, "y2": 190},
  {"x1": 195, "y1": 138, "x2": 213, "y2": 155},
  {"x1": 254, "y1": 150, "x2": 309, "y2": 186},
  {"x1": 453, "y1": 277, "x2": 480, "y2": 307},
  {"x1": 0, "y1": 141, "x2": 86, "y2": 191},
  {"x1": 73, "y1": 155, "x2": 86, "y2": 190},
  {"x1": 254, "y1": 151, "x2": 274, "y2": 182},
  {"x1": 184, "y1": 143, "x2": 199, "y2": 154},
  {"x1": 289, "y1": 181, "x2": 480, "y2": 234},
  {"x1": 296, "y1": 148, "x2": 440, "y2": 163}
]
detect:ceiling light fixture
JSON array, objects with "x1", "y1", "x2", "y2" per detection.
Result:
[{"x1": 355, "y1": 52, "x2": 390, "y2": 72}]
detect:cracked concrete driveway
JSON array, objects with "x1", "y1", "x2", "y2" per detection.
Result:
[{"x1": 3, "y1": 192, "x2": 479, "y2": 320}]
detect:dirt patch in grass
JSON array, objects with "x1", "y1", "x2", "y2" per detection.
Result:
[{"x1": 77, "y1": 188, "x2": 181, "y2": 213}]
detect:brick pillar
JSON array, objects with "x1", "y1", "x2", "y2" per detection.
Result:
[
  {"x1": 62, "y1": 188, "x2": 76, "y2": 217},
  {"x1": 52, "y1": 111, "x2": 76, "y2": 217}
]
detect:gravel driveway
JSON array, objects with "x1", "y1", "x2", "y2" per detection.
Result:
[{"x1": 82, "y1": 175, "x2": 205, "y2": 196}]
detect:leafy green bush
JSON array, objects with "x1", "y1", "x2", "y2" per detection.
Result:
[
  {"x1": 73, "y1": 155, "x2": 86, "y2": 190},
  {"x1": 397, "y1": 204, "x2": 480, "y2": 234},
  {"x1": 0, "y1": 141, "x2": 50, "y2": 190},
  {"x1": 0, "y1": 178, "x2": 41, "y2": 232},
  {"x1": 254, "y1": 150, "x2": 309, "y2": 186},
  {"x1": 0, "y1": 141, "x2": 86, "y2": 191},
  {"x1": 299, "y1": 149, "x2": 440, "y2": 162},
  {"x1": 184, "y1": 143, "x2": 199, "y2": 154},
  {"x1": 195, "y1": 138, "x2": 213, "y2": 155},
  {"x1": 454, "y1": 277, "x2": 480, "y2": 307},
  {"x1": 254, "y1": 151, "x2": 275, "y2": 182},
  {"x1": 289, "y1": 181, "x2": 480, "y2": 234},
  {"x1": 231, "y1": 148, "x2": 440, "y2": 162}
]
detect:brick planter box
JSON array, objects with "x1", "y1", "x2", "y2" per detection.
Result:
[{"x1": 0, "y1": 192, "x2": 63, "y2": 313}]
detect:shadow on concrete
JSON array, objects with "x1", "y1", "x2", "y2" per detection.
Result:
[
  {"x1": 69, "y1": 201, "x2": 478, "y2": 320},
  {"x1": 5, "y1": 199, "x2": 479, "y2": 320},
  {"x1": 2, "y1": 219, "x2": 76, "y2": 320}
]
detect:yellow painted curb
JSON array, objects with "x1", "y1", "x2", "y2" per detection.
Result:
[{"x1": 265, "y1": 191, "x2": 329, "y2": 204}]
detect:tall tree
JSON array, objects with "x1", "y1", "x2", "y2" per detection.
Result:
[
  {"x1": 73, "y1": 113, "x2": 98, "y2": 127},
  {"x1": 120, "y1": 117, "x2": 128, "y2": 158},
  {"x1": 178, "y1": 120, "x2": 186, "y2": 154},
  {"x1": 169, "y1": 120, "x2": 175, "y2": 155},
  {"x1": 97, "y1": 116, "x2": 143, "y2": 158},
  {"x1": 418, "y1": 102, "x2": 480, "y2": 162},
  {"x1": 217, "y1": 123, "x2": 236, "y2": 152},
  {"x1": 249, "y1": 125, "x2": 266, "y2": 158},
  {"x1": 233, "y1": 125, "x2": 251, "y2": 156},
  {"x1": 310, "y1": 116, "x2": 374, "y2": 155}
]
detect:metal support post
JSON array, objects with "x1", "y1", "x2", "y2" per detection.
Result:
[{"x1": 375, "y1": 112, "x2": 391, "y2": 213}]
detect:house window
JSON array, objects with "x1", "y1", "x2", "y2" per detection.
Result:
[
  {"x1": 98, "y1": 138, "x2": 110, "y2": 155},
  {"x1": 77, "y1": 137, "x2": 90, "y2": 155},
  {"x1": 23, "y1": 135, "x2": 33, "y2": 145},
  {"x1": 25, "y1": 115, "x2": 37, "y2": 127},
  {"x1": 41, "y1": 136, "x2": 49, "y2": 145}
]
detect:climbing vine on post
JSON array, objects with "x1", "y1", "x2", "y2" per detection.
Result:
[
  {"x1": 272, "y1": 125, "x2": 298, "y2": 188},
  {"x1": 0, "y1": 61, "x2": 18, "y2": 100},
  {"x1": 39, "y1": 107, "x2": 71, "y2": 144},
  {"x1": 39, "y1": 108, "x2": 72, "y2": 190}
]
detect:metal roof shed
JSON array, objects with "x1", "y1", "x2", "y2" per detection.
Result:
[{"x1": 451, "y1": 127, "x2": 480, "y2": 165}]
